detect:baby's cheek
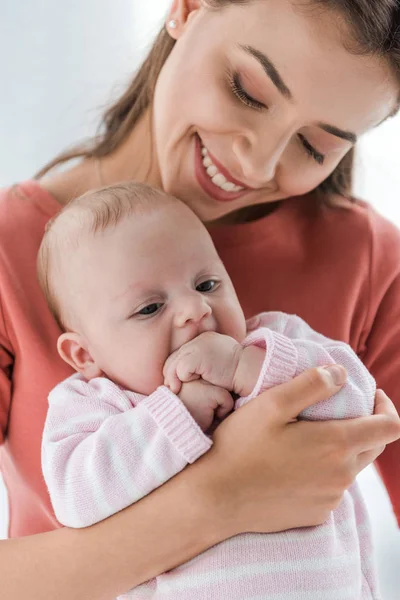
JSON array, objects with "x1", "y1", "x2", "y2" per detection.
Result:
[
  {"x1": 124, "y1": 357, "x2": 166, "y2": 395},
  {"x1": 109, "y1": 339, "x2": 166, "y2": 395},
  {"x1": 224, "y1": 306, "x2": 247, "y2": 343}
]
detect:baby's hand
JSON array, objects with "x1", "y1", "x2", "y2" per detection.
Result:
[
  {"x1": 178, "y1": 379, "x2": 234, "y2": 432},
  {"x1": 164, "y1": 332, "x2": 243, "y2": 394}
]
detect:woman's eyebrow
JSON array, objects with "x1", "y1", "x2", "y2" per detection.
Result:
[
  {"x1": 317, "y1": 123, "x2": 357, "y2": 143},
  {"x1": 238, "y1": 44, "x2": 357, "y2": 143},
  {"x1": 239, "y1": 44, "x2": 292, "y2": 100}
]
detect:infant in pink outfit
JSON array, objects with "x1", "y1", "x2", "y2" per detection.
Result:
[{"x1": 38, "y1": 181, "x2": 380, "y2": 600}]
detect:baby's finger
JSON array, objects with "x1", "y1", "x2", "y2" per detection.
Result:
[
  {"x1": 215, "y1": 391, "x2": 235, "y2": 419},
  {"x1": 164, "y1": 370, "x2": 182, "y2": 394},
  {"x1": 163, "y1": 351, "x2": 179, "y2": 379},
  {"x1": 175, "y1": 356, "x2": 200, "y2": 383}
]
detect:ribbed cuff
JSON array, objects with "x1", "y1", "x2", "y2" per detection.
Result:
[
  {"x1": 141, "y1": 386, "x2": 212, "y2": 463},
  {"x1": 238, "y1": 328, "x2": 298, "y2": 406}
]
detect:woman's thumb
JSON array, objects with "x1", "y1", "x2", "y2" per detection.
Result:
[{"x1": 265, "y1": 365, "x2": 347, "y2": 422}]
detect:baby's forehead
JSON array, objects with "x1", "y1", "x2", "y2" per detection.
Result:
[{"x1": 55, "y1": 198, "x2": 220, "y2": 274}]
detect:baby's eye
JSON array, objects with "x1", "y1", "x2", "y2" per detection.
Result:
[
  {"x1": 196, "y1": 280, "x2": 217, "y2": 293},
  {"x1": 138, "y1": 303, "x2": 163, "y2": 316}
]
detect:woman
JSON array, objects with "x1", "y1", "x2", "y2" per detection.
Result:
[{"x1": 1, "y1": 1, "x2": 400, "y2": 598}]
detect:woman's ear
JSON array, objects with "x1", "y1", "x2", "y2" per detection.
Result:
[
  {"x1": 167, "y1": 0, "x2": 202, "y2": 39},
  {"x1": 57, "y1": 332, "x2": 103, "y2": 380}
]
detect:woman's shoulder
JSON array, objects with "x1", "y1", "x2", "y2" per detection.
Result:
[
  {"x1": 0, "y1": 180, "x2": 60, "y2": 250},
  {"x1": 0, "y1": 179, "x2": 60, "y2": 218},
  {"x1": 342, "y1": 197, "x2": 400, "y2": 267},
  {"x1": 303, "y1": 193, "x2": 400, "y2": 264},
  {"x1": 316, "y1": 196, "x2": 400, "y2": 292},
  {"x1": 346, "y1": 196, "x2": 400, "y2": 239}
]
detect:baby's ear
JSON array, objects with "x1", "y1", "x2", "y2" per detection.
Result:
[{"x1": 57, "y1": 332, "x2": 103, "y2": 380}]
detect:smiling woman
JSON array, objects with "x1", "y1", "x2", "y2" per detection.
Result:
[
  {"x1": 36, "y1": 0, "x2": 399, "y2": 225},
  {"x1": 1, "y1": 1, "x2": 400, "y2": 599}
]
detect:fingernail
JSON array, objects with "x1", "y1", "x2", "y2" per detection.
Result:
[{"x1": 322, "y1": 365, "x2": 347, "y2": 386}]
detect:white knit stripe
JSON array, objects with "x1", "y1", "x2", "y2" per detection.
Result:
[
  {"x1": 105, "y1": 419, "x2": 149, "y2": 503},
  {"x1": 65, "y1": 410, "x2": 163, "y2": 524},
  {"x1": 64, "y1": 433, "x2": 115, "y2": 527},
  {"x1": 120, "y1": 584, "x2": 367, "y2": 600},
  {"x1": 157, "y1": 553, "x2": 362, "y2": 591},
  {"x1": 125, "y1": 412, "x2": 169, "y2": 488},
  {"x1": 119, "y1": 587, "x2": 155, "y2": 599},
  {"x1": 240, "y1": 587, "x2": 366, "y2": 600}
]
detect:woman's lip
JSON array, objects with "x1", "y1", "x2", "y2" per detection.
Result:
[
  {"x1": 202, "y1": 141, "x2": 254, "y2": 190},
  {"x1": 194, "y1": 136, "x2": 251, "y2": 203}
]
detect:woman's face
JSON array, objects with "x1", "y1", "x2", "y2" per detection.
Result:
[{"x1": 152, "y1": 0, "x2": 398, "y2": 222}]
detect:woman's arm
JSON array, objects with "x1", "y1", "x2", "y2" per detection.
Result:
[{"x1": 1, "y1": 368, "x2": 399, "y2": 600}]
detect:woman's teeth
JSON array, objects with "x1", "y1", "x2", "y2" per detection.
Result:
[{"x1": 201, "y1": 144, "x2": 244, "y2": 193}]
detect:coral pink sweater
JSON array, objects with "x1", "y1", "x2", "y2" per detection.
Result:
[
  {"x1": 1, "y1": 181, "x2": 400, "y2": 541},
  {"x1": 42, "y1": 312, "x2": 379, "y2": 599}
]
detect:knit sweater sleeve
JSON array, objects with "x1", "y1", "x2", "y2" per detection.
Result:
[
  {"x1": 236, "y1": 311, "x2": 376, "y2": 421},
  {"x1": 41, "y1": 374, "x2": 211, "y2": 528}
]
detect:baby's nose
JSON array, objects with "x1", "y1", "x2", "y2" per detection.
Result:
[{"x1": 174, "y1": 295, "x2": 212, "y2": 328}]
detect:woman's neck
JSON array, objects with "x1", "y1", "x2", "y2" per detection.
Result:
[
  {"x1": 40, "y1": 110, "x2": 160, "y2": 206},
  {"x1": 212, "y1": 202, "x2": 281, "y2": 226}
]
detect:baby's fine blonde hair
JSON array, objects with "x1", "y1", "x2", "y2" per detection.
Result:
[{"x1": 37, "y1": 181, "x2": 181, "y2": 331}]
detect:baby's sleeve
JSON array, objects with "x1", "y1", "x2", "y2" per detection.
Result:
[
  {"x1": 42, "y1": 374, "x2": 211, "y2": 528},
  {"x1": 236, "y1": 311, "x2": 376, "y2": 420}
]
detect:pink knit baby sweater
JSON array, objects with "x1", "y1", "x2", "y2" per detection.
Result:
[{"x1": 42, "y1": 312, "x2": 379, "y2": 600}]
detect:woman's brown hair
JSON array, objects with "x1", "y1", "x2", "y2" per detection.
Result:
[{"x1": 36, "y1": 0, "x2": 400, "y2": 202}]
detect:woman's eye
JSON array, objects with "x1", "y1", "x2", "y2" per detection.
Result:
[
  {"x1": 137, "y1": 303, "x2": 163, "y2": 316},
  {"x1": 298, "y1": 134, "x2": 325, "y2": 165},
  {"x1": 196, "y1": 280, "x2": 217, "y2": 293},
  {"x1": 229, "y1": 71, "x2": 266, "y2": 111}
]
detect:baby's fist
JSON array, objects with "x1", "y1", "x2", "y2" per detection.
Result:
[
  {"x1": 178, "y1": 380, "x2": 234, "y2": 432},
  {"x1": 164, "y1": 332, "x2": 243, "y2": 394}
]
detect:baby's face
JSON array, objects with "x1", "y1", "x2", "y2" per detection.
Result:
[{"x1": 65, "y1": 205, "x2": 246, "y2": 393}]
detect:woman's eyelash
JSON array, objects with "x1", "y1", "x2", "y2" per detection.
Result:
[
  {"x1": 228, "y1": 71, "x2": 266, "y2": 111},
  {"x1": 227, "y1": 70, "x2": 325, "y2": 166},
  {"x1": 298, "y1": 134, "x2": 325, "y2": 165}
]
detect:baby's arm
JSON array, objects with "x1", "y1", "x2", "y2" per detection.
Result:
[
  {"x1": 42, "y1": 375, "x2": 211, "y2": 528},
  {"x1": 236, "y1": 311, "x2": 376, "y2": 420}
]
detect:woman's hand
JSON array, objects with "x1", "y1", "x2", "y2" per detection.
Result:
[{"x1": 200, "y1": 365, "x2": 400, "y2": 535}]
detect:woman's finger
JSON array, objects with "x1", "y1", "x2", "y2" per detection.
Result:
[
  {"x1": 258, "y1": 365, "x2": 347, "y2": 422},
  {"x1": 338, "y1": 411, "x2": 400, "y2": 453},
  {"x1": 355, "y1": 446, "x2": 386, "y2": 473},
  {"x1": 374, "y1": 388, "x2": 400, "y2": 418}
]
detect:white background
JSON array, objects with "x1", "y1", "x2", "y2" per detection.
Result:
[{"x1": 1, "y1": 1, "x2": 399, "y2": 597}]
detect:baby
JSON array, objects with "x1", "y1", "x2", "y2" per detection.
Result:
[{"x1": 38, "y1": 182, "x2": 379, "y2": 600}]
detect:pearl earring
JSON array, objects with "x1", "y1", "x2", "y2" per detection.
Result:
[{"x1": 168, "y1": 19, "x2": 178, "y2": 29}]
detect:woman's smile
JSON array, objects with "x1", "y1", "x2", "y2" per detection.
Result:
[{"x1": 194, "y1": 134, "x2": 252, "y2": 202}]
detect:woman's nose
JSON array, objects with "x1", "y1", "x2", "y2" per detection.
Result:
[
  {"x1": 174, "y1": 295, "x2": 212, "y2": 328},
  {"x1": 232, "y1": 128, "x2": 291, "y2": 186}
]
